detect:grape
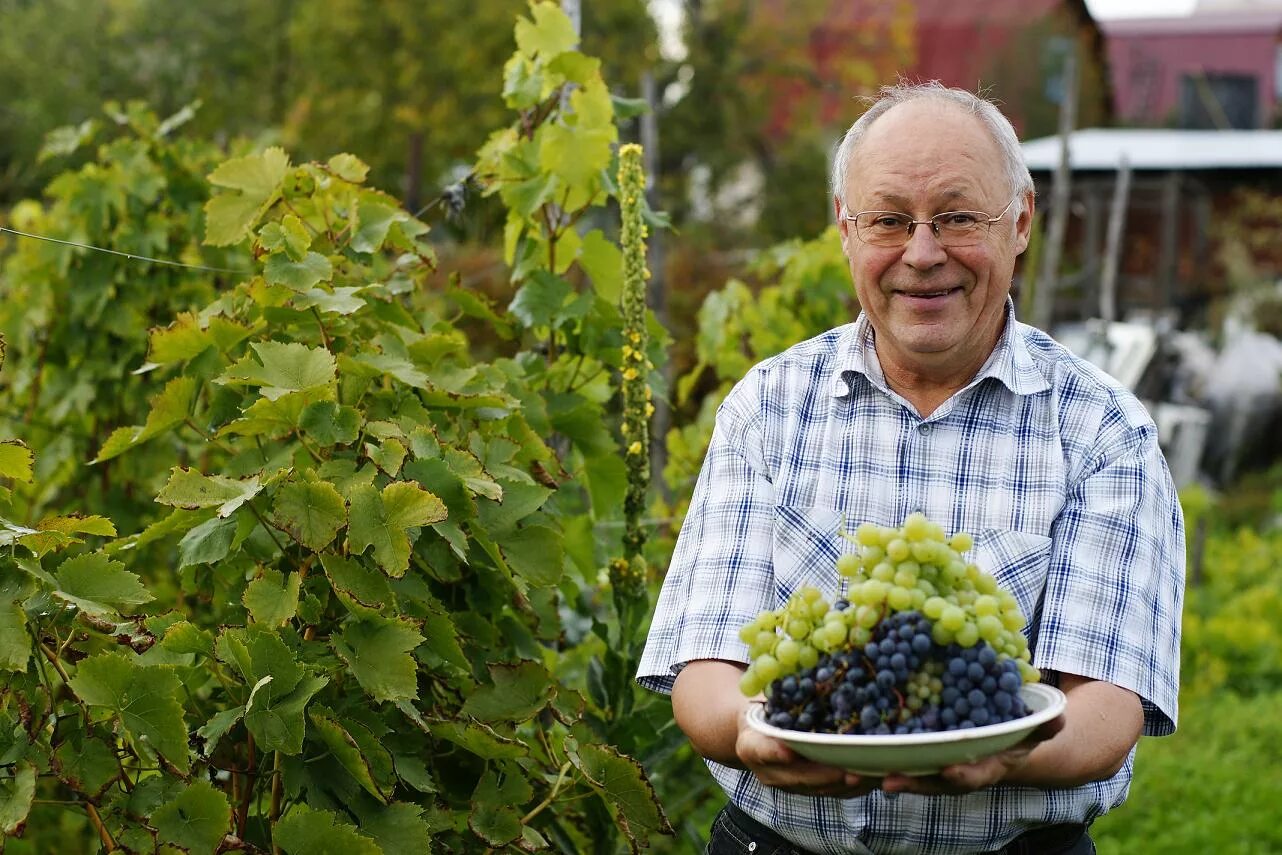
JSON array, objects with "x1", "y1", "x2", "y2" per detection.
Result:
[{"x1": 743, "y1": 515, "x2": 1040, "y2": 735}]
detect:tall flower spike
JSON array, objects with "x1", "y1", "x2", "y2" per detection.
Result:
[{"x1": 617, "y1": 143, "x2": 650, "y2": 569}]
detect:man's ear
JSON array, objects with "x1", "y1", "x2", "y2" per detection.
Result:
[
  {"x1": 1014, "y1": 190, "x2": 1036, "y2": 255},
  {"x1": 835, "y1": 196, "x2": 854, "y2": 252}
]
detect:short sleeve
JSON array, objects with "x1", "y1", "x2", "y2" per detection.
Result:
[{"x1": 1035, "y1": 412, "x2": 1185, "y2": 735}]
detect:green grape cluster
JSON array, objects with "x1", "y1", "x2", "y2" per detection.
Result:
[{"x1": 737, "y1": 512, "x2": 1039, "y2": 699}]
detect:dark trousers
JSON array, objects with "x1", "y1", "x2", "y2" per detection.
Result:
[{"x1": 705, "y1": 802, "x2": 1096, "y2": 855}]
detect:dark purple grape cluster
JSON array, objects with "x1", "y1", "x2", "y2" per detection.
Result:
[{"x1": 763, "y1": 610, "x2": 1031, "y2": 735}]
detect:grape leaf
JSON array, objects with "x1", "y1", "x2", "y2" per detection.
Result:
[
  {"x1": 309, "y1": 708, "x2": 387, "y2": 802},
  {"x1": 321, "y1": 553, "x2": 393, "y2": 613},
  {"x1": 270, "y1": 478, "x2": 346, "y2": 551},
  {"x1": 247, "y1": 672, "x2": 327, "y2": 755},
  {"x1": 327, "y1": 153, "x2": 369, "y2": 183},
  {"x1": 264, "y1": 251, "x2": 333, "y2": 292},
  {"x1": 204, "y1": 146, "x2": 290, "y2": 246},
  {"x1": 178, "y1": 514, "x2": 239, "y2": 567},
  {"x1": 93, "y1": 375, "x2": 197, "y2": 463},
  {"x1": 578, "y1": 229, "x2": 623, "y2": 302},
  {"x1": 259, "y1": 214, "x2": 311, "y2": 259},
  {"x1": 53, "y1": 736, "x2": 119, "y2": 799},
  {"x1": 54, "y1": 552, "x2": 153, "y2": 617},
  {"x1": 515, "y1": 1, "x2": 578, "y2": 59},
  {"x1": 0, "y1": 762, "x2": 35, "y2": 835},
  {"x1": 148, "y1": 313, "x2": 254, "y2": 365},
  {"x1": 346, "y1": 481, "x2": 447, "y2": 577},
  {"x1": 68, "y1": 652, "x2": 190, "y2": 773},
  {"x1": 352, "y1": 200, "x2": 408, "y2": 254},
  {"x1": 196, "y1": 706, "x2": 244, "y2": 756},
  {"x1": 500, "y1": 525, "x2": 565, "y2": 587},
  {"x1": 294, "y1": 286, "x2": 367, "y2": 316},
  {"x1": 358, "y1": 802, "x2": 432, "y2": 855},
  {"x1": 274, "y1": 804, "x2": 383, "y2": 855},
  {"x1": 159, "y1": 622, "x2": 215, "y2": 658},
  {"x1": 300, "y1": 401, "x2": 361, "y2": 445},
  {"x1": 460, "y1": 661, "x2": 554, "y2": 722},
  {"x1": 0, "y1": 600, "x2": 29, "y2": 672},
  {"x1": 0, "y1": 442, "x2": 33, "y2": 483},
  {"x1": 331, "y1": 616, "x2": 424, "y2": 703},
  {"x1": 152, "y1": 779, "x2": 231, "y2": 855},
  {"x1": 428, "y1": 722, "x2": 528, "y2": 763},
  {"x1": 243, "y1": 570, "x2": 301, "y2": 627},
  {"x1": 219, "y1": 341, "x2": 337, "y2": 400},
  {"x1": 469, "y1": 766, "x2": 532, "y2": 846},
  {"x1": 156, "y1": 468, "x2": 263, "y2": 518},
  {"x1": 508, "y1": 270, "x2": 572, "y2": 330},
  {"x1": 570, "y1": 739, "x2": 672, "y2": 840},
  {"x1": 214, "y1": 627, "x2": 328, "y2": 753}
]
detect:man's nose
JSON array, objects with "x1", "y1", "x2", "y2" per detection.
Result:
[{"x1": 900, "y1": 222, "x2": 948, "y2": 269}]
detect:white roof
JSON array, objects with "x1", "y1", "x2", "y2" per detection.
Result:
[{"x1": 1021, "y1": 128, "x2": 1282, "y2": 171}]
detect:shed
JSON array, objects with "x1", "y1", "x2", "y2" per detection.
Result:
[{"x1": 1020, "y1": 127, "x2": 1282, "y2": 325}]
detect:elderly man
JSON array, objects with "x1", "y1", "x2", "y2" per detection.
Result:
[{"x1": 638, "y1": 82, "x2": 1184, "y2": 854}]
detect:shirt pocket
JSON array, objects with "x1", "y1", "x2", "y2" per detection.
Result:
[
  {"x1": 771, "y1": 505, "x2": 845, "y2": 605},
  {"x1": 969, "y1": 529, "x2": 1053, "y2": 651}
]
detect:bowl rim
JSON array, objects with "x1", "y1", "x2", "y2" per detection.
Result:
[{"x1": 744, "y1": 681, "x2": 1067, "y2": 748}]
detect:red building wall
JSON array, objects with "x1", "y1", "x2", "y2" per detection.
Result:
[{"x1": 1104, "y1": 14, "x2": 1282, "y2": 127}]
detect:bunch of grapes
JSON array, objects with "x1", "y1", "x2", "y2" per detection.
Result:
[{"x1": 737, "y1": 513, "x2": 1039, "y2": 734}]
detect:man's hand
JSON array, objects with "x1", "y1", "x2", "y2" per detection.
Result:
[
  {"x1": 736, "y1": 703, "x2": 881, "y2": 798},
  {"x1": 879, "y1": 715, "x2": 1065, "y2": 795}
]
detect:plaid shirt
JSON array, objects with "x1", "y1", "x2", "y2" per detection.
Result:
[{"x1": 638, "y1": 302, "x2": 1184, "y2": 855}]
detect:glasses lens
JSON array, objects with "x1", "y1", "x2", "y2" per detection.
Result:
[
  {"x1": 855, "y1": 212, "x2": 911, "y2": 246},
  {"x1": 933, "y1": 212, "x2": 984, "y2": 247}
]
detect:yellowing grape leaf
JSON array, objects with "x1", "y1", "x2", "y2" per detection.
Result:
[
  {"x1": 515, "y1": 1, "x2": 578, "y2": 60},
  {"x1": 204, "y1": 147, "x2": 290, "y2": 247},
  {"x1": 0, "y1": 441, "x2": 33, "y2": 482},
  {"x1": 270, "y1": 478, "x2": 346, "y2": 551},
  {"x1": 156, "y1": 468, "x2": 263, "y2": 518}
]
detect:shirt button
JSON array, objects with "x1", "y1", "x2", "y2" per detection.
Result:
[{"x1": 918, "y1": 423, "x2": 932, "y2": 435}]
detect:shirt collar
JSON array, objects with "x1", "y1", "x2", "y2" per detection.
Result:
[{"x1": 830, "y1": 298, "x2": 1049, "y2": 398}]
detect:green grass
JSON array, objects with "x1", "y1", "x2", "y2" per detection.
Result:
[{"x1": 1092, "y1": 688, "x2": 1282, "y2": 855}]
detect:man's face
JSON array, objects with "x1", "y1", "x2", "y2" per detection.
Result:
[{"x1": 836, "y1": 101, "x2": 1034, "y2": 375}]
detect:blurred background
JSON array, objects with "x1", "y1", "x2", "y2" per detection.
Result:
[{"x1": 2, "y1": 0, "x2": 1280, "y2": 851}]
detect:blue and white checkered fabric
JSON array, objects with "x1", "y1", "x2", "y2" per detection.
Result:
[{"x1": 637, "y1": 301, "x2": 1184, "y2": 855}]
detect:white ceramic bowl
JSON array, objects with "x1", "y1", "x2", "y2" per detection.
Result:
[{"x1": 744, "y1": 682, "x2": 1067, "y2": 776}]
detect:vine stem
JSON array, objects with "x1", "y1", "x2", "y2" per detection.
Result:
[
  {"x1": 520, "y1": 760, "x2": 573, "y2": 824},
  {"x1": 236, "y1": 733, "x2": 257, "y2": 836},
  {"x1": 246, "y1": 500, "x2": 288, "y2": 555},
  {"x1": 310, "y1": 306, "x2": 332, "y2": 351},
  {"x1": 85, "y1": 802, "x2": 117, "y2": 851},
  {"x1": 270, "y1": 751, "x2": 283, "y2": 855}
]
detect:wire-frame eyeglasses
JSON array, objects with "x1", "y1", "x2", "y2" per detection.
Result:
[{"x1": 843, "y1": 196, "x2": 1021, "y2": 248}]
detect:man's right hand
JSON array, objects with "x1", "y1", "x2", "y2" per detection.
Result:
[
  {"x1": 735, "y1": 704, "x2": 879, "y2": 797},
  {"x1": 674, "y1": 659, "x2": 878, "y2": 799}
]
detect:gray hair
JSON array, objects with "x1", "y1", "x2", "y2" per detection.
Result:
[{"x1": 830, "y1": 81, "x2": 1034, "y2": 215}]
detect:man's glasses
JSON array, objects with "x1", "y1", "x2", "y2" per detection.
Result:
[{"x1": 843, "y1": 197, "x2": 1020, "y2": 248}]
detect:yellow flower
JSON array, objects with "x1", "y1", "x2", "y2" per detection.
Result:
[
  {"x1": 645, "y1": 403, "x2": 655, "y2": 417},
  {"x1": 622, "y1": 367, "x2": 638, "y2": 381},
  {"x1": 628, "y1": 441, "x2": 643, "y2": 455}
]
